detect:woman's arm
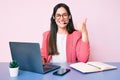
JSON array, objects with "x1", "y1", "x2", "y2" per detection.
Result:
[
  {"x1": 76, "y1": 40, "x2": 90, "y2": 62},
  {"x1": 75, "y1": 19, "x2": 90, "y2": 62},
  {"x1": 41, "y1": 31, "x2": 51, "y2": 63}
]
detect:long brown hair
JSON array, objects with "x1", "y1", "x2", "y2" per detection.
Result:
[{"x1": 48, "y1": 3, "x2": 75, "y2": 55}]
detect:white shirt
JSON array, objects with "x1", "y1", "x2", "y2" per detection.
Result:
[{"x1": 51, "y1": 33, "x2": 67, "y2": 63}]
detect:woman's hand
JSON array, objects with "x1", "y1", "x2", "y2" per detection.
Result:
[
  {"x1": 76, "y1": 19, "x2": 89, "y2": 42},
  {"x1": 42, "y1": 57, "x2": 45, "y2": 65}
]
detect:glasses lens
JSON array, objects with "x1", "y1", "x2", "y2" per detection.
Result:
[{"x1": 55, "y1": 13, "x2": 68, "y2": 19}]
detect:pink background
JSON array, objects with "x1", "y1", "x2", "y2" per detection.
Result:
[{"x1": 0, "y1": 0, "x2": 120, "y2": 62}]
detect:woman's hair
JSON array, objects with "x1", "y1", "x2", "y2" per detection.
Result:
[{"x1": 48, "y1": 3, "x2": 75, "y2": 55}]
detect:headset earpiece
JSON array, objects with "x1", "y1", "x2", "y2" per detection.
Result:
[
  {"x1": 53, "y1": 16, "x2": 55, "y2": 19},
  {"x1": 69, "y1": 15, "x2": 71, "y2": 19}
]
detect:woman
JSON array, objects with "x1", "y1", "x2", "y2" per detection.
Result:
[{"x1": 41, "y1": 3, "x2": 90, "y2": 63}]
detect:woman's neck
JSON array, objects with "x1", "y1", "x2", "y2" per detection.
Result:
[
  {"x1": 57, "y1": 29, "x2": 68, "y2": 34},
  {"x1": 57, "y1": 27, "x2": 68, "y2": 34}
]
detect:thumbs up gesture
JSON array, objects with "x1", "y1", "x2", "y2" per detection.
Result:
[{"x1": 76, "y1": 19, "x2": 89, "y2": 42}]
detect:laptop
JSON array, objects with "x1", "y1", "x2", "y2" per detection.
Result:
[{"x1": 9, "y1": 42, "x2": 60, "y2": 74}]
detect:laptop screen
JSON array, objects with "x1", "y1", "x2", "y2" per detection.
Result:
[
  {"x1": 9, "y1": 42, "x2": 60, "y2": 74},
  {"x1": 9, "y1": 42, "x2": 44, "y2": 73}
]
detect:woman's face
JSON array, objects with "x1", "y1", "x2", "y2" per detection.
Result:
[{"x1": 55, "y1": 7, "x2": 69, "y2": 29}]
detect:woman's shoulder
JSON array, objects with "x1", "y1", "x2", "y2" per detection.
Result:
[
  {"x1": 71, "y1": 30, "x2": 82, "y2": 36},
  {"x1": 42, "y1": 31, "x2": 50, "y2": 39},
  {"x1": 67, "y1": 30, "x2": 82, "y2": 40},
  {"x1": 43, "y1": 31, "x2": 50, "y2": 35}
]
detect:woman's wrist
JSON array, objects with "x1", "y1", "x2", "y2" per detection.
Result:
[{"x1": 82, "y1": 32, "x2": 89, "y2": 42}]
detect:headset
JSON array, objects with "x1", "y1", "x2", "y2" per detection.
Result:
[{"x1": 68, "y1": 15, "x2": 71, "y2": 19}]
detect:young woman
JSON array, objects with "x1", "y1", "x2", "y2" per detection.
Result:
[{"x1": 41, "y1": 3, "x2": 90, "y2": 63}]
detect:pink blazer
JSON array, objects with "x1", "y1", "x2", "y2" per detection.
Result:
[{"x1": 41, "y1": 31, "x2": 90, "y2": 63}]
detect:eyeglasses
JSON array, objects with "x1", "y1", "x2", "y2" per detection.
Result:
[{"x1": 54, "y1": 13, "x2": 69, "y2": 19}]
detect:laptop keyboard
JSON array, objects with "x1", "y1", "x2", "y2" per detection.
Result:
[{"x1": 43, "y1": 64, "x2": 60, "y2": 72}]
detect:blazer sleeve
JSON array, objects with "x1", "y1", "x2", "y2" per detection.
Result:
[
  {"x1": 41, "y1": 31, "x2": 51, "y2": 63},
  {"x1": 75, "y1": 31, "x2": 90, "y2": 63}
]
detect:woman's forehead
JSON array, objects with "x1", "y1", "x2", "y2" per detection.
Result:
[{"x1": 56, "y1": 7, "x2": 68, "y2": 14}]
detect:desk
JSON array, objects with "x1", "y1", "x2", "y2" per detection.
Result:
[{"x1": 0, "y1": 62, "x2": 120, "y2": 80}]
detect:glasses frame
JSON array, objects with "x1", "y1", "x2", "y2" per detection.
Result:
[{"x1": 53, "y1": 13, "x2": 69, "y2": 19}]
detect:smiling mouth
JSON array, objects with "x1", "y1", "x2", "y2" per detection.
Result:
[{"x1": 59, "y1": 21, "x2": 67, "y2": 25}]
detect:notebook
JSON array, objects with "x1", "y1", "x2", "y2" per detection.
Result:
[
  {"x1": 9, "y1": 42, "x2": 60, "y2": 74},
  {"x1": 70, "y1": 61, "x2": 117, "y2": 73}
]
